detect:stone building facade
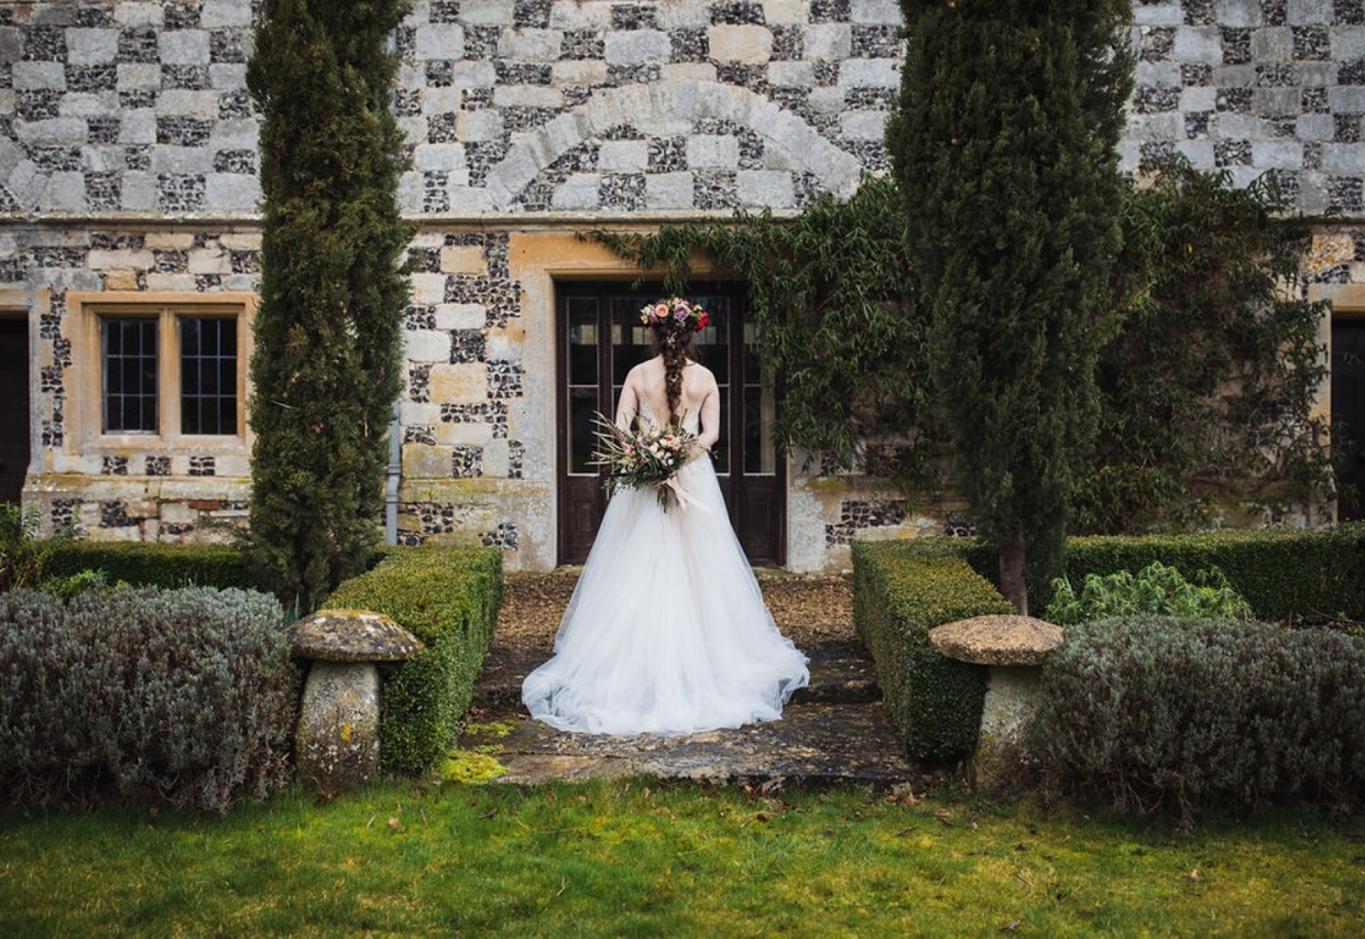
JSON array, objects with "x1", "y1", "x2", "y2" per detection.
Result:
[{"x1": 1, "y1": 0, "x2": 1363, "y2": 571}]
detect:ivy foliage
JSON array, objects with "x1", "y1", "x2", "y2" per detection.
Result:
[
  {"x1": 589, "y1": 174, "x2": 942, "y2": 486},
  {"x1": 592, "y1": 163, "x2": 1332, "y2": 537},
  {"x1": 1076, "y1": 161, "x2": 1334, "y2": 532},
  {"x1": 246, "y1": 0, "x2": 415, "y2": 609}
]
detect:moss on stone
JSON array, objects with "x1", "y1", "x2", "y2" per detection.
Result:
[{"x1": 440, "y1": 750, "x2": 507, "y2": 784}]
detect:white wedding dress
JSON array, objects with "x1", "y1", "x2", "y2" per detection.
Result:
[{"x1": 522, "y1": 400, "x2": 811, "y2": 736}]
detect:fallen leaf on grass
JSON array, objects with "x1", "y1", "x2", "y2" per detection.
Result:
[{"x1": 387, "y1": 817, "x2": 401, "y2": 831}]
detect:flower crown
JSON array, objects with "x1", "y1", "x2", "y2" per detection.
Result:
[{"x1": 639, "y1": 296, "x2": 709, "y2": 332}]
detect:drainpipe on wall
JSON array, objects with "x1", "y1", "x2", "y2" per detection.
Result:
[{"x1": 385, "y1": 398, "x2": 401, "y2": 546}]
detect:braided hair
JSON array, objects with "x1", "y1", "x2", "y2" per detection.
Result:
[{"x1": 650, "y1": 318, "x2": 696, "y2": 420}]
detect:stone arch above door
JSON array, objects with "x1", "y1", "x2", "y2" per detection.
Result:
[{"x1": 476, "y1": 80, "x2": 866, "y2": 213}]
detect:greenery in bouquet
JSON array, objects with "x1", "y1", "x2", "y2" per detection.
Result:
[{"x1": 591, "y1": 412, "x2": 701, "y2": 512}]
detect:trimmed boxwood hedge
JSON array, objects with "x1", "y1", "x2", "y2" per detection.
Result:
[
  {"x1": 1046, "y1": 526, "x2": 1365, "y2": 624},
  {"x1": 40, "y1": 541, "x2": 255, "y2": 590},
  {"x1": 873, "y1": 525, "x2": 1364, "y2": 624},
  {"x1": 323, "y1": 546, "x2": 502, "y2": 775},
  {"x1": 852, "y1": 540, "x2": 1014, "y2": 762}
]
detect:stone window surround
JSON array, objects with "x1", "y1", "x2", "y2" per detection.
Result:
[{"x1": 64, "y1": 291, "x2": 257, "y2": 461}]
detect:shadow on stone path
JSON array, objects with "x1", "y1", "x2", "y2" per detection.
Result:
[{"x1": 459, "y1": 570, "x2": 919, "y2": 787}]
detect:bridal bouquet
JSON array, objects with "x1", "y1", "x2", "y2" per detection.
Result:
[{"x1": 591, "y1": 412, "x2": 705, "y2": 513}]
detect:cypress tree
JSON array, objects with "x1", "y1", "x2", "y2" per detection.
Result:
[
  {"x1": 246, "y1": 0, "x2": 414, "y2": 608},
  {"x1": 887, "y1": 0, "x2": 1133, "y2": 611}
]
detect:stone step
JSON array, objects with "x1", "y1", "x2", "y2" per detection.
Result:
[
  {"x1": 460, "y1": 700, "x2": 917, "y2": 788},
  {"x1": 471, "y1": 638, "x2": 881, "y2": 715}
]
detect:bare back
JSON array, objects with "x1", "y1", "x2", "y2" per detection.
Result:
[{"x1": 615, "y1": 356, "x2": 721, "y2": 451}]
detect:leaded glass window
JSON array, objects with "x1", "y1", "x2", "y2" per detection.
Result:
[{"x1": 102, "y1": 317, "x2": 158, "y2": 433}]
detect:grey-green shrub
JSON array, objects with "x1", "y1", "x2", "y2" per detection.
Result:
[
  {"x1": 0, "y1": 586, "x2": 298, "y2": 812},
  {"x1": 1044, "y1": 560, "x2": 1251, "y2": 627},
  {"x1": 1031, "y1": 616, "x2": 1365, "y2": 817}
]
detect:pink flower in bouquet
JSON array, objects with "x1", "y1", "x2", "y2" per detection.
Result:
[
  {"x1": 696, "y1": 310, "x2": 709, "y2": 330},
  {"x1": 654, "y1": 303, "x2": 669, "y2": 320}
]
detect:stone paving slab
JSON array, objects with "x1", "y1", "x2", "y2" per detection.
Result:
[
  {"x1": 462, "y1": 701, "x2": 918, "y2": 787},
  {"x1": 463, "y1": 571, "x2": 918, "y2": 787},
  {"x1": 473, "y1": 639, "x2": 880, "y2": 713}
]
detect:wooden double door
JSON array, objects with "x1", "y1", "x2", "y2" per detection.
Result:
[{"x1": 556, "y1": 282, "x2": 784, "y2": 566}]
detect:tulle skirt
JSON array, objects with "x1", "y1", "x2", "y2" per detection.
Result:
[{"x1": 522, "y1": 455, "x2": 811, "y2": 736}]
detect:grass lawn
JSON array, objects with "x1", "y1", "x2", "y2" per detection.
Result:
[{"x1": 1, "y1": 779, "x2": 1361, "y2": 937}]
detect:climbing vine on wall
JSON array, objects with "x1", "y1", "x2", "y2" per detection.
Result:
[
  {"x1": 591, "y1": 163, "x2": 1335, "y2": 535},
  {"x1": 589, "y1": 174, "x2": 944, "y2": 491},
  {"x1": 1076, "y1": 160, "x2": 1335, "y2": 532}
]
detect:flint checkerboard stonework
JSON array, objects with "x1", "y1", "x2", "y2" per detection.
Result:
[{"x1": 2, "y1": 1, "x2": 1363, "y2": 570}]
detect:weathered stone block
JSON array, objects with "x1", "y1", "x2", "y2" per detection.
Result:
[
  {"x1": 416, "y1": 24, "x2": 465, "y2": 59},
  {"x1": 707, "y1": 25, "x2": 774, "y2": 64},
  {"x1": 805, "y1": 23, "x2": 851, "y2": 59},
  {"x1": 440, "y1": 244, "x2": 486, "y2": 273},
  {"x1": 12, "y1": 61, "x2": 66, "y2": 90},
  {"x1": 769, "y1": 60, "x2": 815, "y2": 86},
  {"x1": 598, "y1": 139, "x2": 647, "y2": 172},
  {"x1": 604, "y1": 29, "x2": 671, "y2": 66},
  {"x1": 838, "y1": 57, "x2": 899, "y2": 88},
  {"x1": 458, "y1": 109, "x2": 505, "y2": 142},
  {"x1": 851, "y1": 0, "x2": 901, "y2": 24},
  {"x1": 406, "y1": 328, "x2": 453, "y2": 362},
  {"x1": 415, "y1": 143, "x2": 467, "y2": 171},
  {"x1": 200, "y1": 1, "x2": 255, "y2": 29},
  {"x1": 403, "y1": 442, "x2": 455, "y2": 478},
  {"x1": 645, "y1": 171, "x2": 694, "y2": 209},
  {"x1": 552, "y1": 59, "x2": 608, "y2": 85},
  {"x1": 1172, "y1": 26, "x2": 1222, "y2": 64},
  {"x1": 840, "y1": 109, "x2": 888, "y2": 140},
  {"x1": 552, "y1": 172, "x2": 602, "y2": 209},
  {"x1": 67, "y1": 28, "x2": 120, "y2": 65},
  {"x1": 1253, "y1": 139, "x2": 1304, "y2": 168},
  {"x1": 687, "y1": 134, "x2": 739, "y2": 168},
  {"x1": 158, "y1": 30, "x2": 211, "y2": 65},
  {"x1": 736, "y1": 169, "x2": 793, "y2": 207},
  {"x1": 764, "y1": 0, "x2": 811, "y2": 25},
  {"x1": 433, "y1": 303, "x2": 487, "y2": 330},
  {"x1": 498, "y1": 28, "x2": 563, "y2": 61},
  {"x1": 429, "y1": 362, "x2": 488, "y2": 403}
]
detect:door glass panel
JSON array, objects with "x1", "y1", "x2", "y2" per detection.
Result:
[
  {"x1": 691, "y1": 295, "x2": 729, "y2": 384},
  {"x1": 567, "y1": 297, "x2": 598, "y2": 386},
  {"x1": 568, "y1": 386, "x2": 597, "y2": 474},
  {"x1": 610, "y1": 296, "x2": 653, "y2": 387},
  {"x1": 743, "y1": 319, "x2": 776, "y2": 474},
  {"x1": 711, "y1": 386, "x2": 730, "y2": 474},
  {"x1": 743, "y1": 384, "x2": 777, "y2": 473}
]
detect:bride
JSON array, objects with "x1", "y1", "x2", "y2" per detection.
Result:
[{"x1": 522, "y1": 297, "x2": 811, "y2": 735}]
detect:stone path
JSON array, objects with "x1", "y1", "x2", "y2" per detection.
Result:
[{"x1": 458, "y1": 570, "x2": 919, "y2": 787}]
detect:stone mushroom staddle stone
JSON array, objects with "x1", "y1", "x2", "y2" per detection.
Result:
[
  {"x1": 928, "y1": 614, "x2": 1064, "y2": 791},
  {"x1": 287, "y1": 609, "x2": 424, "y2": 791}
]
